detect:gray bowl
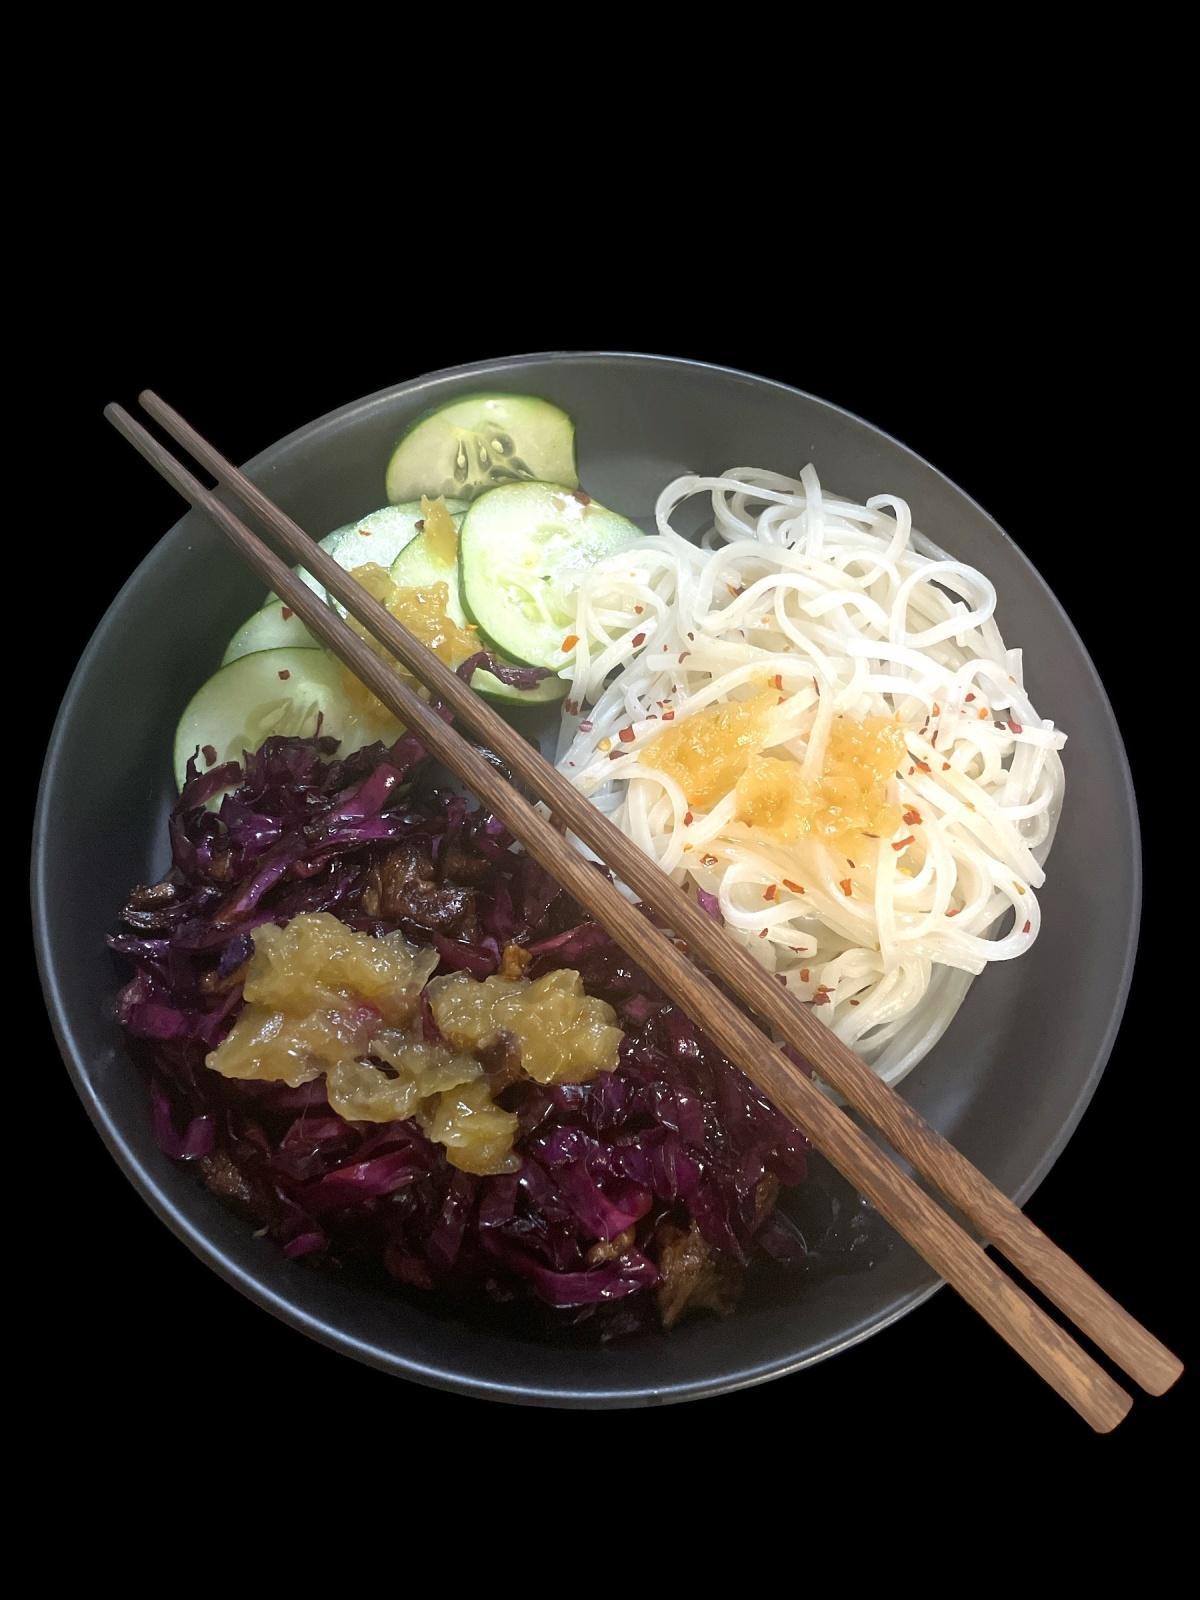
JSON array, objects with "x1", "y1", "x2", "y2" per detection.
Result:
[{"x1": 32, "y1": 353, "x2": 1139, "y2": 1405}]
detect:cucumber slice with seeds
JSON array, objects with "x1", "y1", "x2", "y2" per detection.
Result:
[
  {"x1": 389, "y1": 529, "x2": 566, "y2": 706},
  {"x1": 386, "y1": 394, "x2": 577, "y2": 504},
  {"x1": 173, "y1": 648, "x2": 403, "y2": 791},
  {"x1": 268, "y1": 502, "x2": 465, "y2": 613},
  {"x1": 458, "y1": 482, "x2": 641, "y2": 669}
]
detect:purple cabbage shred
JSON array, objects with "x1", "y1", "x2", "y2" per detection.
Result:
[{"x1": 110, "y1": 734, "x2": 810, "y2": 1327}]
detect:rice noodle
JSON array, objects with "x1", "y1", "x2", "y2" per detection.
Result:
[{"x1": 554, "y1": 467, "x2": 1065, "y2": 1087}]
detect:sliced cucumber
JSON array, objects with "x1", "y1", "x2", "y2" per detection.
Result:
[
  {"x1": 386, "y1": 394, "x2": 577, "y2": 505},
  {"x1": 222, "y1": 601, "x2": 319, "y2": 666},
  {"x1": 389, "y1": 530, "x2": 566, "y2": 706},
  {"x1": 269, "y1": 502, "x2": 465, "y2": 613},
  {"x1": 173, "y1": 648, "x2": 403, "y2": 791},
  {"x1": 458, "y1": 482, "x2": 641, "y2": 669}
]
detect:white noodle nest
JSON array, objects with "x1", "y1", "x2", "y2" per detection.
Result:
[{"x1": 552, "y1": 466, "x2": 1065, "y2": 1088}]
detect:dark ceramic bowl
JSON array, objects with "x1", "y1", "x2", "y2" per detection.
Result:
[{"x1": 33, "y1": 353, "x2": 1140, "y2": 1405}]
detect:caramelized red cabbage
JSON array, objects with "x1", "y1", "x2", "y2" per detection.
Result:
[{"x1": 111, "y1": 734, "x2": 809, "y2": 1321}]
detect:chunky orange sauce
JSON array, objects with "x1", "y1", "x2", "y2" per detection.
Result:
[
  {"x1": 427, "y1": 968, "x2": 623, "y2": 1085},
  {"x1": 206, "y1": 913, "x2": 622, "y2": 1175},
  {"x1": 641, "y1": 691, "x2": 777, "y2": 809},
  {"x1": 337, "y1": 557, "x2": 479, "y2": 720},
  {"x1": 736, "y1": 715, "x2": 905, "y2": 844},
  {"x1": 420, "y1": 495, "x2": 459, "y2": 565}
]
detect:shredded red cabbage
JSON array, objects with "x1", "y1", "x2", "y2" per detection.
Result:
[{"x1": 111, "y1": 734, "x2": 811, "y2": 1327}]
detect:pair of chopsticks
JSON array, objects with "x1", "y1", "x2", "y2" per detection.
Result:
[{"x1": 106, "y1": 392, "x2": 1181, "y2": 1431}]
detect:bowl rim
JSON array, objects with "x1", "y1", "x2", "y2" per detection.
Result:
[{"x1": 32, "y1": 350, "x2": 1142, "y2": 1407}]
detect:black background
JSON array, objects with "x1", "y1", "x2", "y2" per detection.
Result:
[{"x1": 33, "y1": 198, "x2": 1187, "y2": 1487}]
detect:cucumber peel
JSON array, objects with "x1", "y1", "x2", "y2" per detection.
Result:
[
  {"x1": 457, "y1": 481, "x2": 641, "y2": 669},
  {"x1": 173, "y1": 647, "x2": 403, "y2": 791},
  {"x1": 389, "y1": 528, "x2": 566, "y2": 706}
]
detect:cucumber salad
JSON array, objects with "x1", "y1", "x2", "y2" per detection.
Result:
[{"x1": 176, "y1": 393, "x2": 641, "y2": 788}]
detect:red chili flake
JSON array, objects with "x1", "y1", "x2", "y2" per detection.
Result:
[
  {"x1": 903, "y1": 808, "x2": 922, "y2": 826},
  {"x1": 849, "y1": 999, "x2": 860, "y2": 1006},
  {"x1": 912, "y1": 758, "x2": 931, "y2": 773},
  {"x1": 572, "y1": 490, "x2": 592, "y2": 506},
  {"x1": 942, "y1": 761, "x2": 951, "y2": 770},
  {"x1": 1007, "y1": 719, "x2": 1023, "y2": 735},
  {"x1": 846, "y1": 858, "x2": 856, "y2": 869},
  {"x1": 201, "y1": 744, "x2": 217, "y2": 767},
  {"x1": 679, "y1": 650, "x2": 691, "y2": 661},
  {"x1": 763, "y1": 884, "x2": 778, "y2": 901},
  {"x1": 811, "y1": 992, "x2": 831, "y2": 1006},
  {"x1": 782, "y1": 879, "x2": 804, "y2": 893},
  {"x1": 799, "y1": 968, "x2": 811, "y2": 983},
  {"x1": 608, "y1": 750, "x2": 623, "y2": 761},
  {"x1": 358, "y1": 526, "x2": 373, "y2": 536},
  {"x1": 932, "y1": 702, "x2": 941, "y2": 716},
  {"x1": 945, "y1": 907, "x2": 960, "y2": 917},
  {"x1": 618, "y1": 726, "x2": 636, "y2": 743},
  {"x1": 631, "y1": 632, "x2": 646, "y2": 647},
  {"x1": 839, "y1": 878, "x2": 853, "y2": 896},
  {"x1": 578, "y1": 719, "x2": 594, "y2": 733},
  {"x1": 931, "y1": 731, "x2": 939, "y2": 747},
  {"x1": 683, "y1": 811, "x2": 694, "y2": 826},
  {"x1": 278, "y1": 669, "x2": 291, "y2": 680},
  {"x1": 662, "y1": 710, "x2": 675, "y2": 721},
  {"x1": 701, "y1": 853, "x2": 718, "y2": 866},
  {"x1": 280, "y1": 606, "x2": 293, "y2": 621},
  {"x1": 561, "y1": 634, "x2": 579, "y2": 652},
  {"x1": 907, "y1": 766, "x2": 915, "y2": 775},
  {"x1": 965, "y1": 692, "x2": 976, "y2": 702},
  {"x1": 634, "y1": 605, "x2": 644, "y2": 614},
  {"x1": 758, "y1": 928, "x2": 769, "y2": 939},
  {"x1": 687, "y1": 632, "x2": 695, "y2": 641},
  {"x1": 978, "y1": 707, "x2": 989, "y2": 721},
  {"x1": 772, "y1": 674, "x2": 783, "y2": 690},
  {"x1": 892, "y1": 835, "x2": 915, "y2": 851},
  {"x1": 816, "y1": 984, "x2": 832, "y2": 994},
  {"x1": 1022, "y1": 919, "x2": 1032, "y2": 934}
]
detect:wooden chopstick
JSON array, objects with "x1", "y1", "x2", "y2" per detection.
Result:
[
  {"x1": 107, "y1": 400, "x2": 1139, "y2": 1431},
  {"x1": 136, "y1": 392, "x2": 1183, "y2": 1404}
]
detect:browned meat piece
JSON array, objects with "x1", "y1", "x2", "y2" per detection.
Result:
[
  {"x1": 128, "y1": 882, "x2": 179, "y2": 910},
  {"x1": 121, "y1": 879, "x2": 186, "y2": 931},
  {"x1": 586, "y1": 1227, "x2": 636, "y2": 1266},
  {"x1": 655, "y1": 1221, "x2": 743, "y2": 1329},
  {"x1": 498, "y1": 943, "x2": 532, "y2": 981},
  {"x1": 477, "y1": 1029, "x2": 524, "y2": 1094},
  {"x1": 199, "y1": 1151, "x2": 257, "y2": 1212},
  {"x1": 360, "y1": 844, "x2": 477, "y2": 935},
  {"x1": 440, "y1": 841, "x2": 497, "y2": 886},
  {"x1": 755, "y1": 1173, "x2": 781, "y2": 1225}
]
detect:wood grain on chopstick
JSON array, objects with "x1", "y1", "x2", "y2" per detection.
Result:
[{"x1": 107, "y1": 399, "x2": 1144, "y2": 1430}]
